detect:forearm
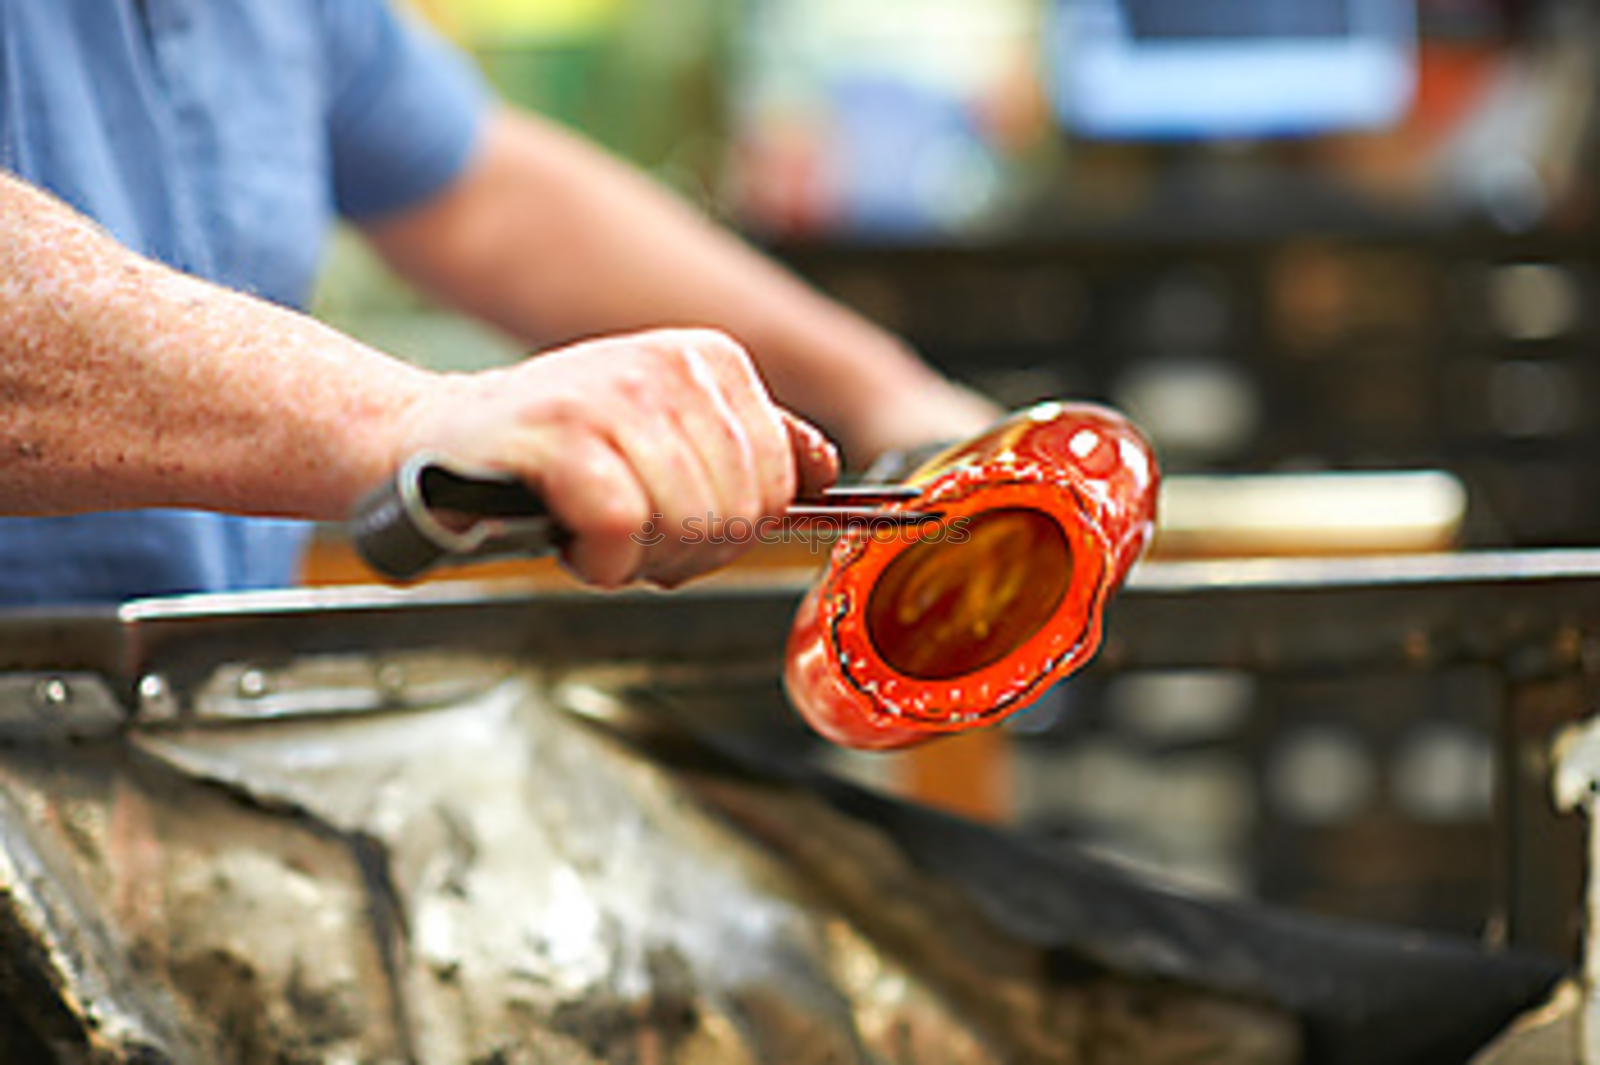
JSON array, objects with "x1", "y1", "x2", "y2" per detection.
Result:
[
  {"x1": 0, "y1": 173, "x2": 432, "y2": 519},
  {"x1": 365, "y1": 110, "x2": 986, "y2": 460}
]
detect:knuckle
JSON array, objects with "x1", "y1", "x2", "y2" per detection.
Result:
[
  {"x1": 609, "y1": 362, "x2": 657, "y2": 403},
  {"x1": 672, "y1": 326, "x2": 740, "y2": 354},
  {"x1": 560, "y1": 448, "x2": 618, "y2": 493},
  {"x1": 695, "y1": 328, "x2": 748, "y2": 359},
  {"x1": 675, "y1": 329, "x2": 754, "y2": 375},
  {"x1": 533, "y1": 391, "x2": 587, "y2": 428}
]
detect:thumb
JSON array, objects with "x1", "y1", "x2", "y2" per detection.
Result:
[{"x1": 782, "y1": 410, "x2": 840, "y2": 501}]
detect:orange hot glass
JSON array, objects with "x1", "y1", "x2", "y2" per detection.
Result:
[{"x1": 785, "y1": 402, "x2": 1159, "y2": 750}]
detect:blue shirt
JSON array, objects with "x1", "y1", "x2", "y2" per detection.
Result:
[{"x1": 0, "y1": 0, "x2": 487, "y2": 604}]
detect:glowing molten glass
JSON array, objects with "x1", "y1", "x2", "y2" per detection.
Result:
[{"x1": 785, "y1": 402, "x2": 1159, "y2": 750}]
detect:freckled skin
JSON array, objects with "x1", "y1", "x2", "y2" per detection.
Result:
[
  {"x1": 0, "y1": 105, "x2": 996, "y2": 588},
  {"x1": 0, "y1": 174, "x2": 434, "y2": 520},
  {"x1": 0, "y1": 176, "x2": 816, "y2": 587}
]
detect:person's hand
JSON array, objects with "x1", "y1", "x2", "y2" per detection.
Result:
[{"x1": 398, "y1": 328, "x2": 838, "y2": 588}]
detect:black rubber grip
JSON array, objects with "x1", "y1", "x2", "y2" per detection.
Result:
[{"x1": 350, "y1": 456, "x2": 561, "y2": 582}]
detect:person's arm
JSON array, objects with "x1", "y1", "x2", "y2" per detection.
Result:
[
  {"x1": 361, "y1": 108, "x2": 1002, "y2": 466},
  {"x1": 0, "y1": 172, "x2": 830, "y2": 587}
]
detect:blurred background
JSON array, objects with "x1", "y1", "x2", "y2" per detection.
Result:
[
  {"x1": 313, "y1": 0, "x2": 1600, "y2": 951},
  {"x1": 324, "y1": 0, "x2": 1600, "y2": 546}
]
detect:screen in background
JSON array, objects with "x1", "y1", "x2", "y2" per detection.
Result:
[
  {"x1": 1052, "y1": 0, "x2": 1417, "y2": 139},
  {"x1": 1121, "y1": 0, "x2": 1353, "y2": 41}
]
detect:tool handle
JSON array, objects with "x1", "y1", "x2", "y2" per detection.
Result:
[{"x1": 351, "y1": 455, "x2": 563, "y2": 582}]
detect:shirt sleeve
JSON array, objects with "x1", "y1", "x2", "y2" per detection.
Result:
[{"x1": 318, "y1": 0, "x2": 491, "y2": 222}]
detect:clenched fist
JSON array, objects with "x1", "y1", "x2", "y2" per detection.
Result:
[{"x1": 397, "y1": 328, "x2": 839, "y2": 588}]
